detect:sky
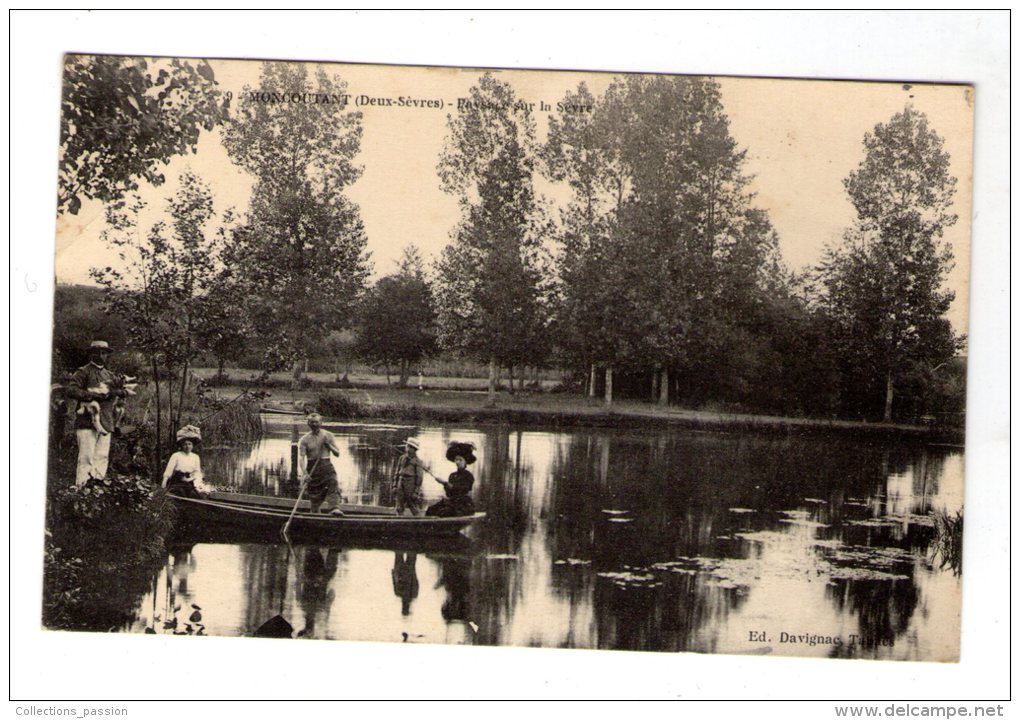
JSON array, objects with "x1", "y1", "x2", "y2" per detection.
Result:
[{"x1": 53, "y1": 59, "x2": 974, "y2": 333}]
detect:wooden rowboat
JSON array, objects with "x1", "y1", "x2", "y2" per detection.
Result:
[{"x1": 170, "y1": 490, "x2": 485, "y2": 542}]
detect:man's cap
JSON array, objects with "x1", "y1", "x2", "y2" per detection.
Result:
[{"x1": 89, "y1": 340, "x2": 111, "y2": 351}]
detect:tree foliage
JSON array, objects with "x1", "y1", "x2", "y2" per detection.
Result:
[
  {"x1": 92, "y1": 171, "x2": 235, "y2": 457},
  {"x1": 51, "y1": 285, "x2": 132, "y2": 377},
  {"x1": 355, "y1": 246, "x2": 437, "y2": 386},
  {"x1": 542, "y1": 82, "x2": 628, "y2": 372},
  {"x1": 221, "y1": 63, "x2": 370, "y2": 371},
  {"x1": 544, "y1": 76, "x2": 786, "y2": 405},
  {"x1": 434, "y1": 74, "x2": 550, "y2": 387},
  {"x1": 59, "y1": 55, "x2": 225, "y2": 215},
  {"x1": 816, "y1": 106, "x2": 961, "y2": 420}
]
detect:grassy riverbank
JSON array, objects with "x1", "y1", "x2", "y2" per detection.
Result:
[
  {"x1": 42, "y1": 390, "x2": 266, "y2": 631},
  {"x1": 212, "y1": 380, "x2": 964, "y2": 443}
]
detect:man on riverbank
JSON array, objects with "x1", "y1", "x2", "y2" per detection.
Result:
[
  {"x1": 66, "y1": 340, "x2": 130, "y2": 487},
  {"x1": 298, "y1": 413, "x2": 344, "y2": 516}
]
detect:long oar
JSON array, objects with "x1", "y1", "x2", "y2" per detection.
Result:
[{"x1": 282, "y1": 456, "x2": 321, "y2": 539}]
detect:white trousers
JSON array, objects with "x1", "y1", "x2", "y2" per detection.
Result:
[{"x1": 76, "y1": 428, "x2": 112, "y2": 487}]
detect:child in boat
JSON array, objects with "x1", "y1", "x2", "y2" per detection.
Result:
[
  {"x1": 392, "y1": 437, "x2": 425, "y2": 516},
  {"x1": 162, "y1": 426, "x2": 208, "y2": 498}
]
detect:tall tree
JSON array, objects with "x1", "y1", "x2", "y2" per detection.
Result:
[
  {"x1": 542, "y1": 82, "x2": 630, "y2": 402},
  {"x1": 221, "y1": 62, "x2": 369, "y2": 377},
  {"x1": 435, "y1": 74, "x2": 549, "y2": 404},
  {"x1": 197, "y1": 213, "x2": 254, "y2": 381},
  {"x1": 59, "y1": 55, "x2": 225, "y2": 215},
  {"x1": 355, "y1": 246, "x2": 437, "y2": 387},
  {"x1": 92, "y1": 172, "x2": 229, "y2": 473},
  {"x1": 817, "y1": 106, "x2": 960, "y2": 421},
  {"x1": 545, "y1": 75, "x2": 781, "y2": 407}
]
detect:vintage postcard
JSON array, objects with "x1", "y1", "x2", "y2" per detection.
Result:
[{"x1": 46, "y1": 54, "x2": 972, "y2": 663}]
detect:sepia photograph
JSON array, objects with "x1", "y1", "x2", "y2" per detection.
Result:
[
  {"x1": 47, "y1": 54, "x2": 972, "y2": 659},
  {"x1": 9, "y1": 9, "x2": 1010, "y2": 707}
]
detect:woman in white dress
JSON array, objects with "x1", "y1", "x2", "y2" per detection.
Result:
[{"x1": 162, "y1": 426, "x2": 207, "y2": 498}]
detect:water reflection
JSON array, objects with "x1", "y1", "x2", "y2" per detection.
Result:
[
  {"x1": 392, "y1": 552, "x2": 419, "y2": 616},
  {"x1": 297, "y1": 547, "x2": 339, "y2": 638},
  {"x1": 123, "y1": 419, "x2": 963, "y2": 659}
]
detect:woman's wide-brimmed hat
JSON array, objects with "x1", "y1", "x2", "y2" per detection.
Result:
[
  {"x1": 446, "y1": 440, "x2": 476, "y2": 465},
  {"x1": 176, "y1": 425, "x2": 202, "y2": 443}
]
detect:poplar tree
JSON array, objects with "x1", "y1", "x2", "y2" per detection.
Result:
[
  {"x1": 434, "y1": 74, "x2": 549, "y2": 404},
  {"x1": 818, "y1": 106, "x2": 960, "y2": 421},
  {"x1": 545, "y1": 75, "x2": 782, "y2": 407},
  {"x1": 222, "y1": 62, "x2": 369, "y2": 377},
  {"x1": 542, "y1": 82, "x2": 630, "y2": 402}
]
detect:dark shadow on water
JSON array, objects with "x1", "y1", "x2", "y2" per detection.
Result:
[{"x1": 392, "y1": 551, "x2": 419, "y2": 616}]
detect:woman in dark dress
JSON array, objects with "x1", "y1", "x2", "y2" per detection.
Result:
[{"x1": 427, "y1": 442, "x2": 476, "y2": 517}]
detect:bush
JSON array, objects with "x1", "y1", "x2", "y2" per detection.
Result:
[
  {"x1": 315, "y1": 391, "x2": 367, "y2": 419},
  {"x1": 56, "y1": 474, "x2": 155, "y2": 520},
  {"x1": 43, "y1": 477, "x2": 177, "y2": 630}
]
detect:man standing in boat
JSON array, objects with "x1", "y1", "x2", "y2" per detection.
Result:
[{"x1": 298, "y1": 413, "x2": 344, "y2": 516}]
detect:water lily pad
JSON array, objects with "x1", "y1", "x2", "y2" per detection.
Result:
[
  {"x1": 598, "y1": 571, "x2": 661, "y2": 588},
  {"x1": 848, "y1": 518, "x2": 902, "y2": 528},
  {"x1": 778, "y1": 518, "x2": 829, "y2": 528},
  {"x1": 828, "y1": 567, "x2": 910, "y2": 581}
]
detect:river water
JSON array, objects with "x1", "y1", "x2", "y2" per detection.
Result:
[{"x1": 123, "y1": 417, "x2": 963, "y2": 660}]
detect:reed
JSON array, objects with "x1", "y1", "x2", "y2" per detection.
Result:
[{"x1": 929, "y1": 507, "x2": 963, "y2": 576}]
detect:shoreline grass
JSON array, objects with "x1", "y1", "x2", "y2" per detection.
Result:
[{"x1": 308, "y1": 389, "x2": 964, "y2": 443}]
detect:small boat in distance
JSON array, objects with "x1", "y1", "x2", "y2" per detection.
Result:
[
  {"x1": 259, "y1": 405, "x2": 305, "y2": 416},
  {"x1": 170, "y1": 490, "x2": 485, "y2": 542}
]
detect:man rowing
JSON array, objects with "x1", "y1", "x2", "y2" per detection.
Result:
[{"x1": 298, "y1": 413, "x2": 344, "y2": 516}]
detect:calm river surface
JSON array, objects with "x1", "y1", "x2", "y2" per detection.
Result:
[{"x1": 123, "y1": 417, "x2": 963, "y2": 660}]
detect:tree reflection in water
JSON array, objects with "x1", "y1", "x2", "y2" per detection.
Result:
[{"x1": 114, "y1": 420, "x2": 962, "y2": 657}]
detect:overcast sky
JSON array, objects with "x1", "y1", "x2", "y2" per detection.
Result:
[{"x1": 54, "y1": 59, "x2": 974, "y2": 333}]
